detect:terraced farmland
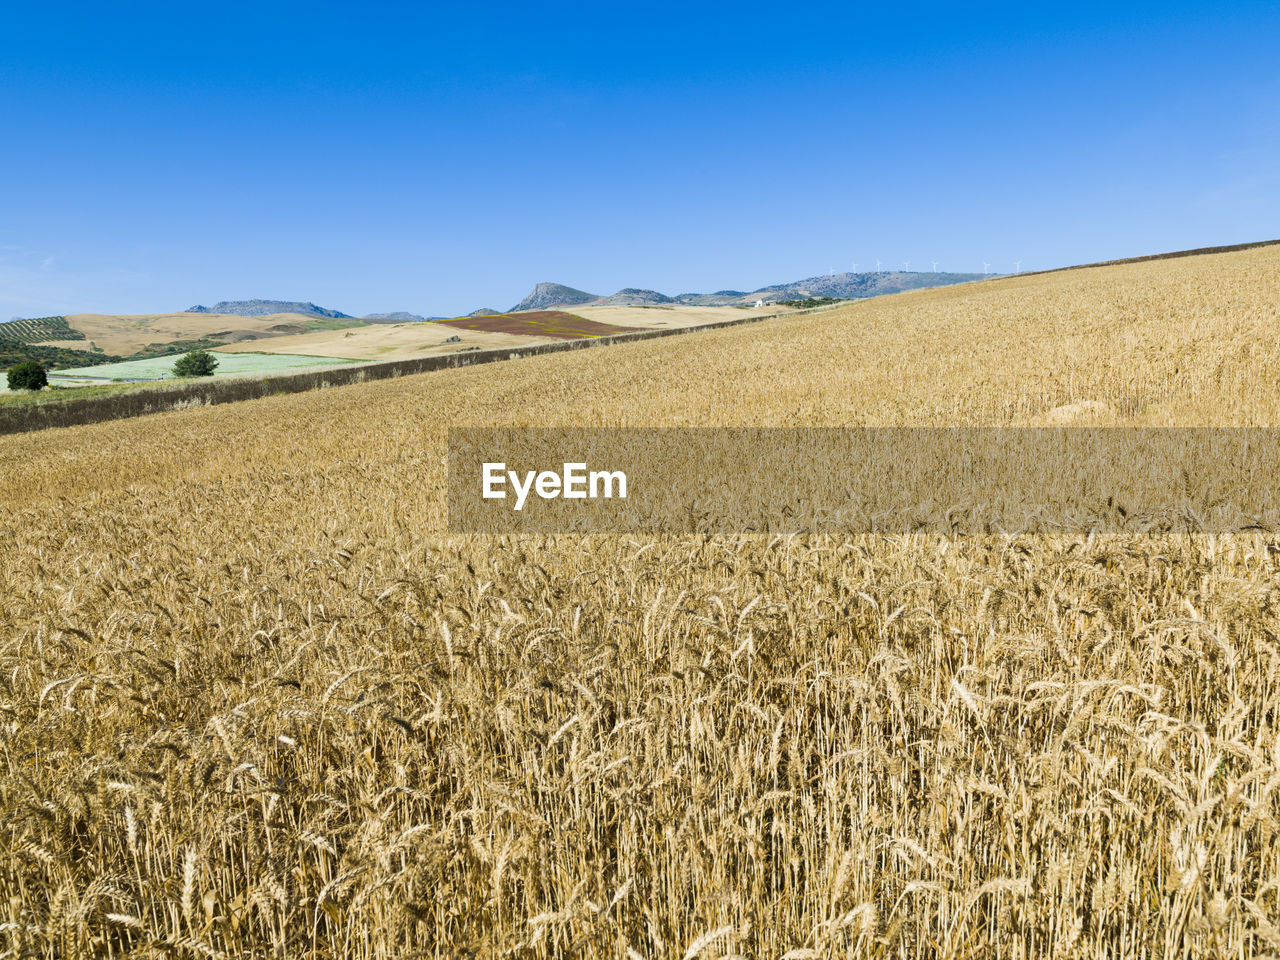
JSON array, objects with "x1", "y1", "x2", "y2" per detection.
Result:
[{"x1": 0, "y1": 316, "x2": 84, "y2": 343}]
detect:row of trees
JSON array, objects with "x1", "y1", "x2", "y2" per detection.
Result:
[
  {"x1": 6, "y1": 349, "x2": 219, "y2": 392},
  {"x1": 0, "y1": 315, "x2": 84, "y2": 343}
]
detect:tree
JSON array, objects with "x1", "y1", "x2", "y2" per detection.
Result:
[
  {"x1": 7, "y1": 360, "x2": 48, "y2": 391},
  {"x1": 173, "y1": 350, "x2": 219, "y2": 378}
]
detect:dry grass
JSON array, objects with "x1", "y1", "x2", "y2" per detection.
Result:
[
  {"x1": 217, "y1": 322, "x2": 540, "y2": 360},
  {"x1": 63, "y1": 312, "x2": 365, "y2": 355},
  {"x1": 2, "y1": 246, "x2": 1280, "y2": 958},
  {"x1": 565, "y1": 304, "x2": 794, "y2": 330}
]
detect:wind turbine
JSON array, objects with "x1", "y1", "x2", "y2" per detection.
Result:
[
  {"x1": 983, "y1": 261, "x2": 991, "y2": 275},
  {"x1": 851, "y1": 261, "x2": 858, "y2": 273},
  {"x1": 931, "y1": 261, "x2": 939, "y2": 273},
  {"x1": 875, "y1": 258, "x2": 882, "y2": 273},
  {"x1": 903, "y1": 260, "x2": 911, "y2": 272},
  {"x1": 1014, "y1": 260, "x2": 1022, "y2": 274}
]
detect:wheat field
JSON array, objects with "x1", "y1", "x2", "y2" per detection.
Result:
[{"x1": 3, "y1": 247, "x2": 1280, "y2": 958}]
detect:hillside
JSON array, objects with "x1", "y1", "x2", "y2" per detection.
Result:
[
  {"x1": 0, "y1": 340, "x2": 125, "y2": 371},
  {"x1": 507, "y1": 269, "x2": 988, "y2": 311},
  {"x1": 59, "y1": 311, "x2": 368, "y2": 355},
  {"x1": 3, "y1": 243, "x2": 1279, "y2": 958},
  {"x1": 217, "y1": 303, "x2": 794, "y2": 365},
  {"x1": 564, "y1": 301, "x2": 791, "y2": 329},
  {"x1": 0, "y1": 315, "x2": 84, "y2": 344},
  {"x1": 0, "y1": 315, "x2": 119, "y2": 371},
  {"x1": 213, "y1": 319, "x2": 541, "y2": 360}
]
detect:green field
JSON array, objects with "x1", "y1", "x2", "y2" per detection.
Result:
[{"x1": 50, "y1": 351, "x2": 359, "y2": 381}]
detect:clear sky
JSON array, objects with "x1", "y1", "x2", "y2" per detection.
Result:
[{"x1": 3, "y1": 1, "x2": 1278, "y2": 318}]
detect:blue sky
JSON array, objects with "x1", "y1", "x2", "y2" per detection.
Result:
[{"x1": 2, "y1": 1, "x2": 1278, "y2": 318}]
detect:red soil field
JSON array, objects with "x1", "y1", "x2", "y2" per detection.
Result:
[{"x1": 435, "y1": 310, "x2": 652, "y2": 340}]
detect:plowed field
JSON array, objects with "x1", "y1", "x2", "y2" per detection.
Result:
[{"x1": 436, "y1": 310, "x2": 652, "y2": 339}]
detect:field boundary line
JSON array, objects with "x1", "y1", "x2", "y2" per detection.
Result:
[
  {"x1": 0, "y1": 304, "x2": 822, "y2": 435},
  {"x1": 1015, "y1": 238, "x2": 1280, "y2": 279}
]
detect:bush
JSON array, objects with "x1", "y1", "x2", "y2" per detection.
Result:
[
  {"x1": 7, "y1": 361, "x2": 48, "y2": 391},
  {"x1": 172, "y1": 350, "x2": 220, "y2": 378}
]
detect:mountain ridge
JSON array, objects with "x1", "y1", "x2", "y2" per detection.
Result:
[
  {"x1": 187, "y1": 299, "x2": 354, "y2": 319},
  {"x1": 180, "y1": 271, "x2": 995, "y2": 326},
  {"x1": 505, "y1": 271, "x2": 992, "y2": 312}
]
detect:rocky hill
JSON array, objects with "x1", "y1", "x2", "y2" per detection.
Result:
[{"x1": 508, "y1": 283, "x2": 598, "y2": 313}]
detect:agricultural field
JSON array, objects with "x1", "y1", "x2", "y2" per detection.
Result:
[
  {"x1": 563, "y1": 302, "x2": 795, "y2": 330},
  {"x1": 3, "y1": 245, "x2": 1280, "y2": 958},
  {"x1": 0, "y1": 316, "x2": 84, "y2": 343},
  {"x1": 54, "y1": 311, "x2": 368, "y2": 356},
  {"x1": 49, "y1": 351, "x2": 359, "y2": 382},
  {"x1": 437, "y1": 310, "x2": 652, "y2": 339},
  {"x1": 227, "y1": 305, "x2": 790, "y2": 362},
  {"x1": 218, "y1": 321, "x2": 541, "y2": 361},
  {"x1": 0, "y1": 317, "x2": 118, "y2": 371}
]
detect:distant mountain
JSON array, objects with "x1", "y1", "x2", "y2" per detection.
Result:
[
  {"x1": 362, "y1": 311, "x2": 430, "y2": 323},
  {"x1": 594, "y1": 288, "x2": 675, "y2": 306},
  {"x1": 747, "y1": 271, "x2": 990, "y2": 302},
  {"x1": 468, "y1": 307, "x2": 501, "y2": 317},
  {"x1": 508, "y1": 282, "x2": 599, "y2": 312},
  {"x1": 505, "y1": 271, "x2": 991, "y2": 312},
  {"x1": 187, "y1": 299, "x2": 353, "y2": 319}
]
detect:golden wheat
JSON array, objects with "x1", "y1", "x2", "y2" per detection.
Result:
[{"x1": 2, "y1": 246, "x2": 1280, "y2": 958}]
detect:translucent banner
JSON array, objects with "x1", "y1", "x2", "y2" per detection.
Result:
[{"x1": 447, "y1": 428, "x2": 1280, "y2": 534}]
